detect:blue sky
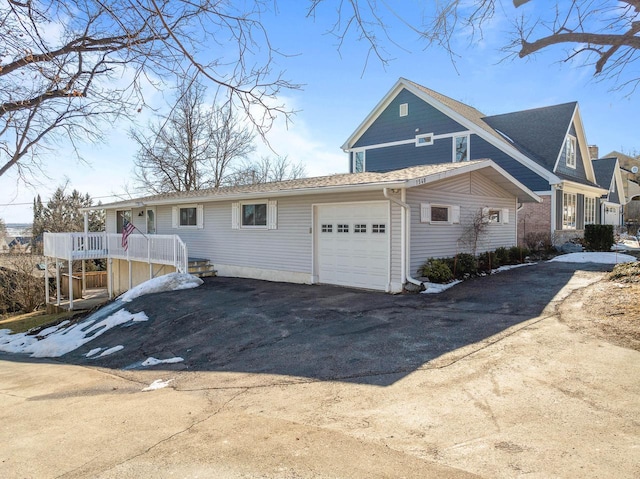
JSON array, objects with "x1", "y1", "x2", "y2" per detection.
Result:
[{"x1": 1, "y1": 1, "x2": 637, "y2": 223}]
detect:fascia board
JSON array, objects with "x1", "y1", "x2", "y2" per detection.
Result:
[
  {"x1": 561, "y1": 180, "x2": 608, "y2": 196},
  {"x1": 614, "y1": 160, "x2": 627, "y2": 204},
  {"x1": 401, "y1": 82, "x2": 555, "y2": 183},
  {"x1": 552, "y1": 103, "x2": 576, "y2": 174},
  {"x1": 572, "y1": 105, "x2": 598, "y2": 183},
  {"x1": 341, "y1": 78, "x2": 406, "y2": 150}
]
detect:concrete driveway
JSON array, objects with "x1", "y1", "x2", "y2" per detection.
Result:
[{"x1": 1, "y1": 261, "x2": 639, "y2": 478}]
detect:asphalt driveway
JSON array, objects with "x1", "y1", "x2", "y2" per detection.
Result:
[{"x1": 57, "y1": 261, "x2": 612, "y2": 385}]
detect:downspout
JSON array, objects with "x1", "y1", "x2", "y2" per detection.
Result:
[{"x1": 383, "y1": 188, "x2": 423, "y2": 289}]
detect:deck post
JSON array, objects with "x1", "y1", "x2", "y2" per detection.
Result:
[
  {"x1": 128, "y1": 260, "x2": 132, "y2": 290},
  {"x1": 108, "y1": 258, "x2": 113, "y2": 300},
  {"x1": 148, "y1": 236, "x2": 152, "y2": 280},
  {"x1": 44, "y1": 257, "x2": 50, "y2": 305},
  {"x1": 69, "y1": 259, "x2": 74, "y2": 311},
  {"x1": 55, "y1": 260, "x2": 61, "y2": 306}
]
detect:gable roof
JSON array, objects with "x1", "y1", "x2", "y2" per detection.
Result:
[
  {"x1": 342, "y1": 78, "x2": 608, "y2": 191},
  {"x1": 483, "y1": 102, "x2": 577, "y2": 172},
  {"x1": 603, "y1": 150, "x2": 640, "y2": 172},
  {"x1": 593, "y1": 157, "x2": 627, "y2": 203},
  {"x1": 97, "y1": 160, "x2": 539, "y2": 210}
]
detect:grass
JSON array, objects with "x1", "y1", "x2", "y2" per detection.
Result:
[{"x1": 0, "y1": 310, "x2": 76, "y2": 334}]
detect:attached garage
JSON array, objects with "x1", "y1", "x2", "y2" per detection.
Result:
[{"x1": 315, "y1": 202, "x2": 390, "y2": 290}]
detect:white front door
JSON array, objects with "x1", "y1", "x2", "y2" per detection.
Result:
[{"x1": 316, "y1": 202, "x2": 389, "y2": 291}]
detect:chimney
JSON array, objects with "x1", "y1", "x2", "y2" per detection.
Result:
[{"x1": 588, "y1": 145, "x2": 599, "y2": 160}]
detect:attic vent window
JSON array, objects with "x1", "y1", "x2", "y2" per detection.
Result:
[
  {"x1": 399, "y1": 103, "x2": 408, "y2": 117},
  {"x1": 415, "y1": 133, "x2": 434, "y2": 147}
]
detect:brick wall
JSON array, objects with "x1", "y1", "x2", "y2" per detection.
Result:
[{"x1": 517, "y1": 195, "x2": 551, "y2": 246}]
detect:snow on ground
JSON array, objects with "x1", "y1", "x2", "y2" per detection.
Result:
[
  {"x1": 548, "y1": 252, "x2": 637, "y2": 264},
  {"x1": 120, "y1": 273, "x2": 203, "y2": 302},
  {"x1": 98, "y1": 345, "x2": 124, "y2": 357},
  {"x1": 422, "y1": 262, "x2": 536, "y2": 294},
  {"x1": 0, "y1": 309, "x2": 148, "y2": 358},
  {"x1": 142, "y1": 356, "x2": 184, "y2": 367},
  {"x1": 142, "y1": 379, "x2": 174, "y2": 392}
]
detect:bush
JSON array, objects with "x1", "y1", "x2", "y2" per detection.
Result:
[
  {"x1": 419, "y1": 258, "x2": 453, "y2": 283},
  {"x1": 494, "y1": 246, "x2": 511, "y2": 265},
  {"x1": 508, "y1": 246, "x2": 530, "y2": 263},
  {"x1": 584, "y1": 224, "x2": 615, "y2": 251},
  {"x1": 454, "y1": 253, "x2": 477, "y2": 278},
  {"x1": 477, "y1": 251, "x2": 499, "y2": 273},
  {"x1": 523, "y1": 231, "x2": 553, "y2": 252}
]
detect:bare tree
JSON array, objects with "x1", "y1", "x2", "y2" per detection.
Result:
[
  {"x1": 310, "y1": 1, "x2": 640, "y2": 93},
  {"x1": 0, "y1": 0, "x2": 297, "y2": 183},
  {"x1": 228, "y1": 156, "x2": 307, "y2": 186},
  {"x1": 131, "y1": 79, "x2": 256, "y2": 194},
  {"x1": 0, "y1": 255, "x2": 46, "y2": 314}
]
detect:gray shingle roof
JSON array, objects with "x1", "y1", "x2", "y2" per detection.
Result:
[
  {"x1": 101, "y1": 161, "x2": 485, "y2": 208},
  {"x1": 592, "y1": 157, "x2": 617, "y2": 191},
  {"x1": 482, "y1": 102, "x2": 577, "y2": 171}
]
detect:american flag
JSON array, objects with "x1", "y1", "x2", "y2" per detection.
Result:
[{"x1": 121, "y1": 220, "x2": 135, "y2": 251}]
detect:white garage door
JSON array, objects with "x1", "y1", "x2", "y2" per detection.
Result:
[{"x1": 316, "y1": 202, "x2": 389, "y2": 291}]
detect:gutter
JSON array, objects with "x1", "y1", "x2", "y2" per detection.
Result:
[{"x1": 383, "y1": 188, "x2": 423, "y2": 290}]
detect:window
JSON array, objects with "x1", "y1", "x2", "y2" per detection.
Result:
[
  {"x1": 146, "y1": 209, "x2": 156, "y2": 234},
  {"x1": 337, "y1": 224, "x2": 349, "y2": 233},
  {"x1": 372, "y1": 224, "x2": 386, "y2": 233},
  {"x1": 454, "y1": 135, "x2": 469, "y2": 162},
  {"x1": 565, "y1": 136, "x2": 577, "y2": 169},
  {"x1": 415, "y1": 133, "x2": 434, "y2": 147},
  {"x1": 180, "y1": 207, "x2": 197, "y2": 226},
  {"x1": 116, "y1": 210, "x2": 132, "y2": 233},
  {"x1": 488, "y1": 209, "x2": 501, "y2": 223},
  {"x1": 399, "y1": 103, "x2": 408, "y2": 117},
  {"x1": 242, "y1": 203, "x2": 267, "y2": 227},
  {"x1": 172, "y1": 204, "x2": 204, "y2": 229},
  {"x1": 420, "y1": 203, "x2": 461, "y2": 224},
  {"x1": 354, "y1": 224, "x2": 367, "y2": 233},
  {"x1": 563, "y1": 192, "x2": 577, "y2": 229},
  {"x1": 232, "y1": 200, "x2": 277, "y2": 230},
  {"x1": 321, "y1": 224, "x2": 333, "y2": 233},
  {"x1": 353, "y1": 151, "x2": 365, "y2": 173},
  {"x1": 431, "y1": 206, "x2": 449, "y2": 222},
  {"x1": 585, "y1": 197, "x2": 596, "y2": 225}
]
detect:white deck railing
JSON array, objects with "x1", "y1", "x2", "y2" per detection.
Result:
[{"x1": 43, "y1": 232, "x2": 188, "y2": 273}]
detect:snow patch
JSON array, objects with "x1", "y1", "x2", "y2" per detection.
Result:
[
  {"x1": 422, "y1": 280, "x2": 462, "y2": 294},
  {"x1": 120, "y1": 273, "x2": 203, "y2": 302},
  {"x1": 98, "y1": 345, "x2": 124, "y2": 357},
  {"x1": 86, "y1": 347, "x2": 101, "y2": 357},
  {"x1": 142, "y1": 379, "x2": 174, "y2": 391},
  {"x1": 142, "y1": 356, "x2": 184, "y2": 367},
  {"x1": 0, "y1": 309, "x2": 148, "y2": 358},
  {"x1": 548, "y1": 252, "x2": 637, "y2": 264}
]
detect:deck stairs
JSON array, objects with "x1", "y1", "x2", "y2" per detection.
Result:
[{"x1": 188, "y1": 257, "x2": 217, "y2": 278}]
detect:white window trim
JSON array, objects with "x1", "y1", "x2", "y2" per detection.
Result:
[
  {"x1": 399, "y1": 103, "x2": 408, "y2": 117},
  {"x1": 415, "y1": 132, "x2": 434, "y2": 147},
  {"x1": 481, "y1": 207, "x2": 510, "y2": 225},
  {"x1": 565, "y1": 135, "x2": 577, "y2": 169},
  {"x1": 453, "y1": 134, "x2": 470, "y2": 163},
  {"x1": 421, "y1": 203, "x2": 460, "y2": 224},
  {"x1": 172, "y1": 204, "x2": 203, "y2": 229},
  {"x1": 232, "y1": 200, "x2": 277, "y2": 230},
  {"x1": 353, "y1": 149, "x2": 366, "y2": 173}
]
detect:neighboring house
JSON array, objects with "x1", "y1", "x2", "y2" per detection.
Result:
[
  {"x1": 592, "y1": 158, "x2": 626, "y2": 226},
  {"x1": 6, "y1": 237, "x2": 32, "y2": 254},
  {"x1": 341, "y1": 78, "x2": 608, "y2": 245},
  {"x1": 601, "y1": 151, "x2": 640, "y2": 225},
  {"x1": 44, "y1": 161, "x2": 538, "y2": 300}
]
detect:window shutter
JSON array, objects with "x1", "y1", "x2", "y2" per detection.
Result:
[
  {"x1": 481, "y1": 207, "x2": 490, "y2": 223},
  {"x1": 197, "y1": 204, "x2": 204, "y2": 229},
  {"x1": 452, "y1": 205, "x2": 461, "y2": 224},
  {"x1": 172, "y1": 207, "x2": 178, "y2": 228},
  {"x1": 268, "y1": 200, "x2": 278, "y2": 230},
  {"x1": 232, "y1": 202, "x2": 239, "y2": 229},
  {"x1": 502, "y1": 208, "x2": 509, "y2": 224},
  {"x1": 420, "y1": 203, "x2": 431, "y2": 223}
]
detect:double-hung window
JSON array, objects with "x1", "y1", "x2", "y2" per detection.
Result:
[
  {"x1": 172, "y1": 204, "x2": 204, "y2": 229},
  {"x1": 584, "y1": 197, "x2": 596, "y2": 225},
  {"x1": 232, "y1": 200, "x2": 277, "y2": 230}
]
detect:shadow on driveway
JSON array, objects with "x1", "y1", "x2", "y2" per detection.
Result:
[{"x1": 6, "y1": 262, "x2": 612, "y2": 386}]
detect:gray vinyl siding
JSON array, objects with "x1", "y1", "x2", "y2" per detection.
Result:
[
  {"x1": 555, "y1": 124, "x2": 588, "y2": 181},
  {"x1": 407, "y1": 171, "x2": 517, "y2": 275},
  {"x1": 144, "y1": 191, "x2": 403, "y2": 287},
  {"x1": 353, "y1": 88, "x2": 465, "y2": 150}
]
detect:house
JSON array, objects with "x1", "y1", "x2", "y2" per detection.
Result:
[
  {"x1": 341, "y1": 78, "x2": 610, "y2": 246},
  {"x1": 44, "y1": 161, "x2": 539, "y2": 303},
  {"x1": 592, "y1": 158, "x2": 626, "y2": 226},
  {"x1": 601, "y1": 151, "x2": 640, "y2": 225}
]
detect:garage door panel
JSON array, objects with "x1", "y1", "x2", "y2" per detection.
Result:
[{"x1": 316, "y1": 202, "x2": 389, "y2": 291}]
